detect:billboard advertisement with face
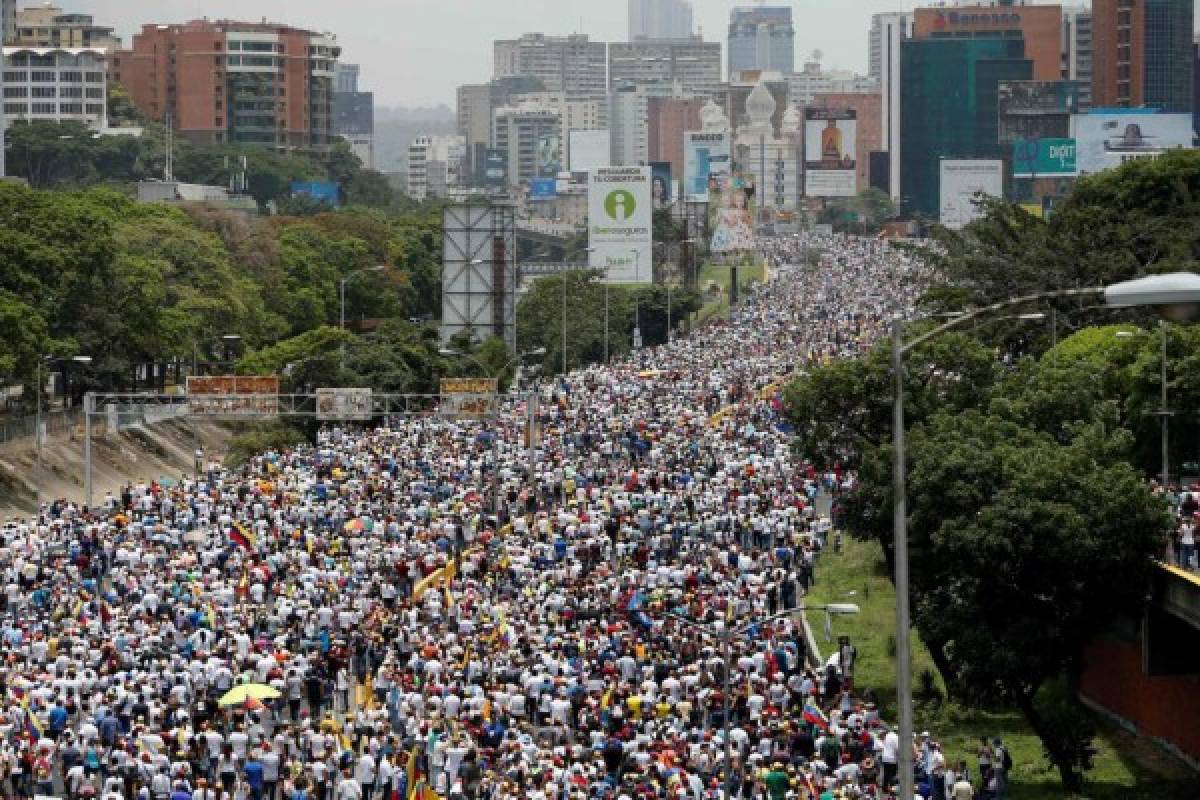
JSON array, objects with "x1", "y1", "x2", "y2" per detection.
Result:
[
  {"x1": 537, "y1": 134, "x2": 562, "y2": 178},
  {"x1": 805, "y1": 108, "x2": 857, "y2": 197},
  {"x1": 683, "y1": 131, "x2": 731, "y2": 202},
  {"x1": 1072, "y1": 112, "x2": 1195, "y2": 175},
  {"x1": 588, "y1": 166, "x2": 653, "y2": 284},
  {"x1": 650, "y1": 162, "x2": 672, "y2": 209}
]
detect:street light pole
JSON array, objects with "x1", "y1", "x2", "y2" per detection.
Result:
[
  {"x1": 34, "y1": 359, "x2": 42, "y2": 511},
  {"x1": 1161, "y1": 320, "x2": 1169, "y2": 490}
]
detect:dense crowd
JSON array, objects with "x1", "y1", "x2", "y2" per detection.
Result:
[{"x1": 1, "y1": 234, "x2": 1008, "y2": 800}]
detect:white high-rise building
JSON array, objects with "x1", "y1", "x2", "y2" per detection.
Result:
[
  {"x1": 408, "y1": 135, "x2": 465, "y2": 200},
  {"x1": 873, "y1": 11, "x2": 912, "y2": 201},
  {"x1": 609, "y1": 81, "x2": 690, "y2": 166},
  {"x1": 493, "y1": 33, "x2": 607, "y2": 98},
  {"x1": 491, "y1": 102, "x2": 563, "y2": 184},
  {"x1": 628, "y1": 0, "x2": 694, "y2": 40},
  {"x1": 1062, "y1": 5, "x2": 1093, "y2": 109}
]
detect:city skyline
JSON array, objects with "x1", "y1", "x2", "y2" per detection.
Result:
[{"x1": 84, "y1": 0, "x2": 925, "y2": 107}]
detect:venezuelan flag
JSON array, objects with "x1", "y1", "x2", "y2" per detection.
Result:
[
  {"x1": 802, "y1": 698, "x2": 829, "y2": 732},
  {"x1": 22, "y1": 700, "x2": 43, "y2": 740},
  {"x1": 229, "y1": 523, "x2": 256, "y2": 551}
]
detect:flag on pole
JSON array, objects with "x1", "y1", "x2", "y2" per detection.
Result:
[
  {"x1": 21, "y1": 700, "x2": 43, "y2": 740},
  {"x1": 229, "y1": 522, "x2": 256, "y2": 551},
  {"x1": 802, "y1": 698, "x2": 829, "y2": 732}
]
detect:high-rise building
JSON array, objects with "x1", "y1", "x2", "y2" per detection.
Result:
[
  {"x1": 1062, "y1": 6, "x2": 1094, "y2": 109},
  {"x1": 334, "y1": 64, "x2": 373, "y2": 168},
  {"x1": 1093, "y1": 0, "x2": 1195, "y2": 113},
  {"x1": 912, "y1": 4, "x2": 1063, "y2": 82},
  {"x1": 901, "y1": 36, "x2": 1033, "y2": 216},
  {"x1": 10, "y1": 5, "x2": 121, "y2": 50},
  {"x1": 2, "y1": 0, "x2": 15, "y2": 45},
  {"x1": 646, "y1": 95, "x2": 705, "y2": 179},
  {"x1": 491, "y1": 102, "x2": 562, "y2": 183},
  {"x1": 788, "y1": 61, "x2": 877, "y2": 106},
  {"x1": 112, "y1": 19, "x2": 340, "y2": 149},
  {"x1": 493, "y1": 33, "x2": 606, "y2": 98},
  {"x1": 1, "y1": 45, "x2": 108, "y2": 130},
  {"x1": 335, "y1": 62, "x2": 360, "y2": 94},
  {"x1": 874, "y1": 11, "x2": 912, "y2": 201},
  {"x1": 628, "y1": 0, "x2": 693, "y2": 40},
  {"x1": 610, "y1": 81, "x2": 690, "y2": 165},
  {"x1": 408, "y1": 134, "x2": 465, "y2": 200},
  {"x1": 728, "y1": 6, "x2": 795, "y2": 78},
  {"x1": 608, "y1": 37, "x2": 721, "y2": 94}
]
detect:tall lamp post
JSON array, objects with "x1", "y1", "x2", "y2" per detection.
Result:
[
  {"x1": 340, "y1": 265, "x2": 388, "y2": 369},
  {"x1": 890, "y1": 272, "x2": 1200, "y2": 800},
  {"x1": 192, "y1": 334, "x2": 242, "y2": 376},
  {"x1": 666, "y1": 603, "x2": 859, "y2": 800},
  {"x1": 35, "y1": 354, "x2": 91, "y2": 510}
]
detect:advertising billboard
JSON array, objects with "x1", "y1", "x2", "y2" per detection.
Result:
[
  {"x1": 1072, "y1": 111, "x2": 1195, "y2": 175},
  {"x1": 316, "y1": 388, "x2": 373, "y2": 421},
  {"x1": 588, "y1": 166, "x2": 653, "y2": 284},
  {"x1": 1012, "y1": 138, "x2": 1077, "y2": 178},
  {"x1": 529, "y1": 178, "x2": 557, "y2": 199},
  {"x1": 804, "y1": 108, "x2": 858, "y2": 197},
  {"x1": 939, "y1": 159, "x2": 1003, "y2": 230},
  {"x1": 683, "y1": 131, "x2": 731, "y2": 202},
  {"x1": 709, "y1": 174, "x2": 756, "y2": 253},
  {"x1": 484, "y1": 149, "x2": 507, "y2": 187},
  {"x1": 650, "y1": 162, "x2": 672, "y2": 209},
  {"x1": 186, "y1": 375, "x2": 280, "y2": 416},
  {"x1": 568, "y1": 129, "x2": 611, "y2": 173},
  {"x1": 290, "y1": 181, "x2": 341, "y2": 206},
  {"x1": 536, "y1": 134, "x2": 562, "y2": 178},
  {"x1": 439, "y1": 378, "x2": 499, "y2": 420}
]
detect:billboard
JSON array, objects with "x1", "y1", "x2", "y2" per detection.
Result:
[
  {"x1": 537, "y1": 134, "x2": 562, "y2": 178},
  {"x1": 484, "y1": 149, "x2": 507, "y2": 187},
  {"x1": 290, "y1": 181, "x2": 340, "y2": 206},
  {"x1": 439, "y1": 377, "x2": 498, "y2": 420},
  {"x1": 316, "y1": 388, "x2": 373, "y2": 421},
  {"x1": 683, "y1": 131, "x2": 731, "y2": 202},
  {"x1": 588, "y1": 166, "x2": 653, "y2": 284},
  {"x1": 186, "y1": 375, "x2": 280, "y2": 415},
  {"x1": 569, "y1": 129, "x2": 611, "y2": 173},
  {"x1": 1072, "y1": 111, "x2": 1195, "y2": 175},
  {"x1": 709, "y1": 174, "x2": 756, "y2": 253},
  {"x1": 529, "y1": 178, "x2": 557, "y2": 199},
  {"x1": 939, "y1": 159, "x2": 1003, "y2": 230},
  {"x1": 805, "y1": 108, "x2": 857, "y2": 197},
  {"x1": 1012, "y1": 138, "x2": 1077, "y2": 178},
  {"x1": 650, "y1": 162, "x2": 672, "y2": 209}
]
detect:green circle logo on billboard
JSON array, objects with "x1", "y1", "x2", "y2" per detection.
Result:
[{"x1": 604, "y1": 190, "x2": 636, "y2": 221}]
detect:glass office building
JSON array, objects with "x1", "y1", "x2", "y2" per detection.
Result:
[{"x1": 1144, "y1": 0, "x2": 1194, "y2": 113}]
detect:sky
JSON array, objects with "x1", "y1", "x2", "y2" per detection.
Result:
[{"x1": 84, "y1": 0, "x2": 921, "y2": 107}]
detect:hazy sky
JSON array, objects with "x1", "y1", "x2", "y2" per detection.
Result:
[{"x1": 86, "y1": 0, "x2": 922, "y2": 107}]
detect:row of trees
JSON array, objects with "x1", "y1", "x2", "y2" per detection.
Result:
[
  {"x1": 0, "y1": 181, "x2": 457, "y2": 402},
  {"x1": 3, "y1": 118, "x2": 405, "y2": 212},
  {"x1": 785, "y1": 150, "x2": 1200, "y2": 791}
]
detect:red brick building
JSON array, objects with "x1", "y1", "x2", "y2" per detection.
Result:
[
  {"x1": 647, "y1": 96, "x2": 705, "y2": 187},
  {"x1": 111, "y1": 19, "x2": 340, "y2": 150}
]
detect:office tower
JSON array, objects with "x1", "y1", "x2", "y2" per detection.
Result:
[
  {"x1": 10, "y1": 4, "x2": 120, "y2": 50},
  {"x1": 336, "y1": 63, "x2": 360, "y2": 94},
  {"x1": 646, "y1": 95, "x2": 705, "y2": 178},
  {"x1": 2, "y1": 0, "x2": 15, "y2": 45},
  {"x1": 493, "y1": 33, "x2": 607, "y2": 98},
  {"x1": 1062, "y1": 6, "x2": 1094, "y2": 109},
  {"x1": 628, "y1": 0, "x2": 693, "y2": 40},
  {"x1": 874, "y1": 11, "x2": 912, "y2": 200},
  {"x1": 1093, "y1": 0, "x2": 1194, "y2": 112},
  {"x1": 912, "y1": 3, "x2": 1063, "y2": 81},
  {"x1": 491, "y1": 102, "x2": 562, "y2": 183},
  {"x1": 610, "y1": 81, "x2": 690, "y2": 166},
  {"x1": 408, "y1": 134, "x2": 465, "y2": 200},
  {"x1": 112, "y1": 19, "x2": 340, "y2": 149},
  {"x1": 901, "y1": 36, "x2": 1033, "y2": 216},
  {"x1": 334, "y1": 64, "x2": 374, "y2": 168},
  {"x1": 608, "y1": 37, "x2": 721, "y2": 94},
  {"x1": 728, "y1": 6, "x2": 794, "y2": 78}
]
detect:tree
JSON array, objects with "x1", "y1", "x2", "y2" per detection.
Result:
[{"x1": 905, "y1": 410, "x2": 1168, "y2": 791}]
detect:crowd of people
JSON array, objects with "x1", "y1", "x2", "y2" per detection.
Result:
[{"x1": 0, "y1": 233, "x2": 1004, "y2": 800}]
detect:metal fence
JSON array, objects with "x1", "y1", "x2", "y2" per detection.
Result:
[{"x1": 0, "y1": 406, "x2": 83, "y2": 446}]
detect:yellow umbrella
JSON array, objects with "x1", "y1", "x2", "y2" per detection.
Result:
[{"x1": 218, "y1": 684, "x2": 281, "y2": 706}]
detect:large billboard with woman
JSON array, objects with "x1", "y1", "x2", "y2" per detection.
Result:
[{"x1": 709, "y1": 174, "x2": 756, "y2": 253}]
